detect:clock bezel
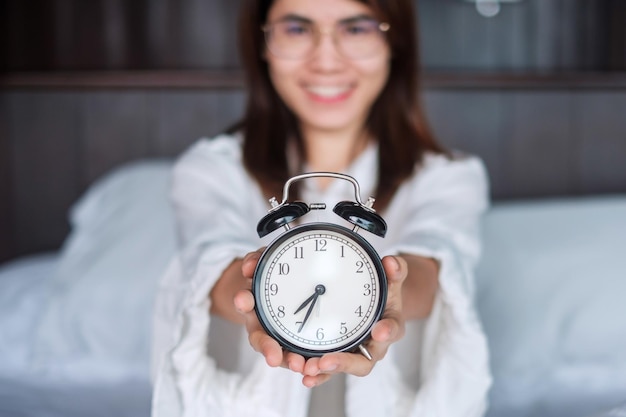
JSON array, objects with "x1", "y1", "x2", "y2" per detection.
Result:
[{"x1": 252, "y1": 222, "x2": 387, "y2": 358}]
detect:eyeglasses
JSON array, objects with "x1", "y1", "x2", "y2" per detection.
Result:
[{"x1": 262, "y1": 17, "x2": 390, "y2": 60}]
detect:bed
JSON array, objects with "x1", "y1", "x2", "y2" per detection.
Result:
[
  {"x1": 1, "y1": 156, "x2": 625, "y2": 417},
  {"x1": 0, "y1": 161, "x2": 173, "y2": 417}
]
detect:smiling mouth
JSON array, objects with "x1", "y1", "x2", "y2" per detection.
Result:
[{"x1": 305, "y1": 85, "x2": 353, "y2": 101}]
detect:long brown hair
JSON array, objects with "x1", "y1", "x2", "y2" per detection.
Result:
[{"x1": 234, "y1": 0, "x2": 445, "y2": 211}]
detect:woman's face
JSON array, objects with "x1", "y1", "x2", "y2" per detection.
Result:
[{"x1": 265, "y1": 0, "x2": 391, "y2": 138}]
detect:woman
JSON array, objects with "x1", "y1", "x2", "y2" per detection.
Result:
[{"x1": 151, "y1": 0, "x2": 492, "y2": 416}]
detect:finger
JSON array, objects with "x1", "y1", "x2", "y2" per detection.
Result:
[
  {"x1": 306, "y1": 352, "x2": 375, "y2": 378},
  {"x1": 370, "y1": 316, "x2": 403, "y2": 343},
  {"x1": 285, "y1": 351, "x2": 306, "y2": 373},
  {"x1": 302, "y1": 356, "x2": 339, "y2": 387},
  {"x1": 302, "y1": 372, "x2": 334, "y2": 388},
  {"x1": 234, "y1": 289, "x2": 255, "y2": 315},
  {"x1": 315, "y1": 352, "x2": 375, "y2": 378},
  {"x1": 233, "y1": 288, "x2": 283, "y2": 367},
  {"x1": 382, "y1": 255, "x2": 408, "y2": 286},
  {"x1": 381, "y1": 255, "x2": 407, "y2": 317},
  {"x1": 249, "y1": 329, "x2": 284, "y2": 367},
  {"x1": 302, "y1": 356, "x2": 322, "y2": 376},
  {"x1": 241, "y1": 250, "x2": 264, "y2": 278}
]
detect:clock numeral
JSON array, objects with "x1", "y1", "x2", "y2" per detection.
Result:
[
  {"x1": 277, "y1": 306, "x2": 286, "y2": 318},
  {"x1": 316, "y1": 328, "x2": 325, "y2": 340},
  {"x1": 270, "y1": 283, "x2": 279, "y2": 296},
  {"x1": 355, "y1": 261, "x2": 364, "y2": 273},
  {"x1": 315, "y1": 239, "x2": 327, "y2": 252},
  {"x1": 363, "y1": 283, "x2": 372, "y2": 296},
  {"x1": 278, "y1": 263, "x2": 290, "y2": 275},
  {"x1": 340, "y1": 245, "x2": 345, "y2": 258},
  {"x1": 295, "y1": 321, "x2": 303, "y2": 329},
  {"x1": 339, "y1": 322, "x2": 348, "y2": 335},
  {"x1": 355, "y1": 305, "x2": 363, "y2": 317},
  {"x1": 294, "y1": 246, "x2": 304, "y2": 259}
]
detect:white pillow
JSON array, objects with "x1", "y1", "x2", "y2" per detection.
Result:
[
  {"x1": 34, "y1": 160, "x2": 177, "y2": 379},
  {"x1": 476, "y1": 196, "x2": 626, "y2": 410}
]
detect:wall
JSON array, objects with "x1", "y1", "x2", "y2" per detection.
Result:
[
  {"x1": 1, "y1": 0, "x2": 625, "y2": 261},
  {"x1": 2, "y1": 0, "x2": 625, "y2": 72}
]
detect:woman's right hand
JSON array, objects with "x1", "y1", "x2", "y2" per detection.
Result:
[{"x1": 233, "y1": 250, "x2": 309, "y2": 373}]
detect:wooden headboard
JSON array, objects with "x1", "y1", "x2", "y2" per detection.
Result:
[
  {"x1": 2, "y1": 72, "x2": 625, "y2": 262},
  {"x1": 1, "y1": 0, "x2": 625, "y2": 262}
]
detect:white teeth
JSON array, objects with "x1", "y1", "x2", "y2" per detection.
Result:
[{"x1": 306, "y1": 85, "x2": 350, "y2": 98}]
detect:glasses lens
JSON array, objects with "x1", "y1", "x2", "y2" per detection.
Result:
[
  {"x1": 265, "y1": 21, "x2": 314, "y2": 59},
  {"x1": 263, "y1": 19, "x2": 388, "y2": 60},
  {"x1": 336, "y1": 19, "x2": 387, "y2": 59}
]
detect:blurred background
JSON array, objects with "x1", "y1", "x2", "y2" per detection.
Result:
[{"x1": 1, "y1": 0, "x2": 625, "y2": 262}]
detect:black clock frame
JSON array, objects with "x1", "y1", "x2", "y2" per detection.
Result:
[{"x1": 252, "y1": 222, "x2": 388, "y2": 358}]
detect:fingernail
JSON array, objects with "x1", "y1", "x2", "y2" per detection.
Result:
[
  {"x1": 390, "y1": 256, "x2": 400, "y2": 271},
  {"x1": 383, "y1": 327, "x2": 392, "y2": 341}
]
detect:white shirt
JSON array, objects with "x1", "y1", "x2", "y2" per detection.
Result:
[{"x1": 151, "y1": 134, "x2": 492, "y2": 417}]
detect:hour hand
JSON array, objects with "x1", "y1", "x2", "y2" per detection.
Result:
[
  {"x1": 296, "y1": 285, "x2": 326, "y2": 333},
  {"x1": 294, "y1": 292, "x2": 317, "y2": 315}
]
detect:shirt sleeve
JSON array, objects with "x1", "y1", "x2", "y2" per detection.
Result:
[
  {"x1": 387, "y1": 154, "x2": 489, "y2": 296},
  {"x1": 151, "y1": 137, "x2": 309, "y2": 417},
  {"x1": 345, "y1": 155, "x2": 493, "y2": 417}
]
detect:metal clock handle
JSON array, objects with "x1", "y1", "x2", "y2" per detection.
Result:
[{"x1": 270, "y1": 172, "x2": 376, "y2": 212}]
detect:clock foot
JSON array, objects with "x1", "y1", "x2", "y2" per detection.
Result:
[{"x1": 358, "y1": 344, "x2": 372, "y2": 361}]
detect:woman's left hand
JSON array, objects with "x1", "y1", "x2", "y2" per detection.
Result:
[
  {"x1": 297, "y1": 255, "x2": 407, "y2": 387},
  {"x1": 234, "y1": 254, "x2": 408, "y2": 388}
]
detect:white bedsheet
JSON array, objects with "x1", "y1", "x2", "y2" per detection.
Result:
[
  {"x1": 0, "y1": 253, "x2": 58, "y2": 376},
  {"x1": 0, "y1": 253, "x2": 151, "y2": 417},
  {"x1": 0, "y1": 376, "x2": 150, "y2": 417},
  {"x1": 478, "y1": 196, "x2": 626, "y2": 417}
]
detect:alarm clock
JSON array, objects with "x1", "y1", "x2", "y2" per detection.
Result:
[{"x1": 252, "y1": 172, "x2": 387, "y2": 359}]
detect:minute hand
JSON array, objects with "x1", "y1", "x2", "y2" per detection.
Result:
[
  {"x1": 298, "y1": 293, "x2": 319, "y2": 333},
  {"x1": 296, "y1": 284, "x2": 326, "y2": 333}
]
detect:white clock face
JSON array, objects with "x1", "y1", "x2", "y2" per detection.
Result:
[{"x1": 253, "y1": 223, "x2": 386, "y2": 356}]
